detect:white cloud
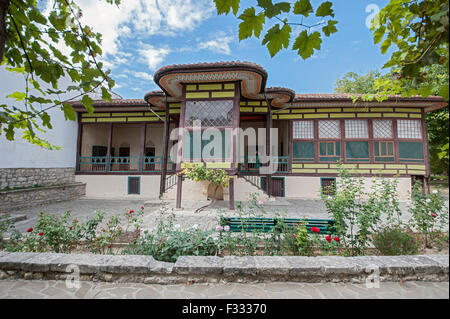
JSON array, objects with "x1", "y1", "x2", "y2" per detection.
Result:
[
  {"x1": 138, "y1": 43, "x2": 170, "y2": 70},
  {"x1": 198, "y1": 36, "x2": 233, "y2": 55},
  {"x1": 131, "y1": 71, "x2": 153, "y2": 81}
]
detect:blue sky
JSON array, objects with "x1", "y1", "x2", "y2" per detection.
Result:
[{"x1": 71, "y1": 0, "x2": 391, "y2": 99}]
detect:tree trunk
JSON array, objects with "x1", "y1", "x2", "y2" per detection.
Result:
[
  {"x1": 0, "y1": 0, "x2": 9, "y2": 64},
  {"x1": 195, "y1": 185, "x2": 219, "y2": 213}
]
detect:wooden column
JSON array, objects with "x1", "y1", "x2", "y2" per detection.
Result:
[
  {"x1": 229, "y1": 177, "x2": 235, "y2": 210},
  {"x1": 159, "y1": 99, "x2": 171, "y2": 198},
  {"x1": 106, "y1": 123, "x2": 113, "y2": 172},
  {"x1": 139, "y1": 123, "x2": 146, "y2": 172},
  {"x1": 176, "y1": 174, "x2": 183, "y2": 209},
  {"x1": 265, "y1": 101, "x2": 272, "y2": 196},
  {"x1": 75, "y1": 121, "x2": 83, "y2": 171}
]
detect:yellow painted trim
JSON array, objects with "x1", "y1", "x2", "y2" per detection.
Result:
[
  {"x1": 198, "y1": 84, "x2": 222, "y2": 90},
  {"x1": 224, "y1": 83, "x2": 235, "y2": 90},
  {"x1": 385, "y1": 164, "x2": 406, "y2": 169},
  {"x1": 343, "y1": 108, "x2": 363, "y2": 112},
  {"x1": 293, "y1": 109, "x2": 315, "y2": 113},
  {"x1": 407, "y1": 164, "x2": 426, "y2": 170},
  {"x1": 186, "y1": 84, "x2": 197, "y2": 91},
  {"x1": 330, "y1": 113, "x2": 355, "y2": 118},
  {"x1": 127, "y1": 117, "x2": 164, "y2": 122},
  {"x1": 169, "y1": 103, "x2": 181, "y2": 107},
  {"x1": 304, "y1": 164, "x2": 329, "y2": 168},
  {"x1": 408, "y1": 170, "x2": 426, "y2": 175},
  {"x1": 317, "y1": 108, "x2": 341, "y2": 113},
  {"x1": 81, "y1": 113, "x2": 110, "y2": 117},
  {"x1": 181, "y1": 162, "x2": 203, "y2": 169},
  {"x1": 169, "y1": 109, "x2": 181, "y2": 114},
  {"x1": 279, "y1": 114, "x2": 303, "y2": 119},
  {"x1": 350, "y1": 169, "x2": 371, "y2": 174},
  {"x1": 358, "y1": 164, "x2": 384, "y2": 169},
  {"x1": 330, "y1": 164, "x2": 357, "y2": 169},
  {"x1": 205, "y1": 162, "x2": 231, "y2": 168},
  {"x1": 97, "y1": 117, "x2": 127, "y2": 122},
  {"x1": 240, "y1": 107, "x2": 253, "y2": 112},
  {"x1": 248, "y1": 101, "x2": 261, "y2": 106},
  {"x1": 240, "y1": 101, "x2": 246, "y2": 106},
  {"x1": 211, "y1": 91, "x2": 235, "y2": 98},
  {"x1": 81, "y1": 118, "x2": 96, "y2": 123},
  {"x1": 261, "y1": 101, "x2": 267, "y2": 106},
  {"x1": 317, "y1": 169, "x2": 340, "y2": 173},
  {"x1": 186, "y1": 92, "x2": 209, "y2": 99},
  {"x1": 304, "y1": 113, "x2": 328, "y2": 119},
  {"x1": 144, "y1": 112, "x2": 165, "y2": 116},
  {"x1": 398, "y1": 170, "x2": 407, "y2": 174},
  {"x1": 112, "y1": 112, "x2": 143, "y2": 117},
  {"x1": 357, "y1": 113, "x2": 382, "y2": 118},
  {"x1": 292, "y1": 169, "x2": 316, "y2": 173},
  {"x1": 371, "y1": 107, "x2": 393, "y2": 112},
  {"x1": 409, "y1": 113, "x2": 422, "y2": 118},
  {"x1": 255, "y1": 107, "x2": 268, "y2": 112},
  {"x1": 272, "y1": 115, "x2": 278, "y2": 119},
  {"x1": 383, "y1": 113, "x2": 408, "y2": 118},
  {"x1": 277, "y1": 110, "x2": 291, "y2": 113},
  {"x1": 292, "y1": 164, "x2": 303, "y2": 168},
  {"x1": 372, "y1": 169, "x2": 398, "y2": 174},
  {"x1": 395, "y1": 108, "x2": 421, "y2": 113}
]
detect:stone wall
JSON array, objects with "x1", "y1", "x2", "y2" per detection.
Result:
[
  {"x1": 0, "y1": 183, "x2": 85, "y2": 211},
  {"x1": 0, "y1": 167, "x2": 75, "y2": 190}
]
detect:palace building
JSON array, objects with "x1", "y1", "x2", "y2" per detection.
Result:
[{"x1": 69, "y1": 61, "x2": 447, "y2": 209}]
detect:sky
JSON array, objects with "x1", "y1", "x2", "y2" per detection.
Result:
[{"x1": 44, "y1": 0, "x2": 392, "y2": 99}]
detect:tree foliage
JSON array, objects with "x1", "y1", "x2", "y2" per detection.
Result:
[
  {"x1": 0, "y1": 0, "x2": 119, "y2": 149},
  {"x1": 214, "y1": 0, "x2": 338, "y2": 59}
]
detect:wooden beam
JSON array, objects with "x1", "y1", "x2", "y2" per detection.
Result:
[
  {"x1": 75, "y1": 121, "x2": 83, "y2": 171},
  {"x1": 229, "y1": 177, "x2": 235, "y2": 210},
  {"x1": 106, "y1": 123, "x2": 113, "y2": 172},
  {"x1": 176, "y1": 174, "x2": 183, "y2": 208},
  {"x1": 139, "y1": 123, "x2": 146, "y2": 172},
  {"x1": 160, "y1": 98, "x2": 171, "y2": 197}
]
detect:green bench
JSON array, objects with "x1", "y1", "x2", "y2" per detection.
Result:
[{"x1": 220, "y1": 217, "x2": 336, "y2": 235}]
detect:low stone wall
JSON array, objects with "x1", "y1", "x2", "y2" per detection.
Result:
[
  {"x1": 0, "y1": 252, "x2": 447, "y2": 284},
  {"x1": 0, "y1": 167, "x2": 76, "y2": 190},
  {"x1": 0, "y1": 183, "x2": 86, "y2": 211}
]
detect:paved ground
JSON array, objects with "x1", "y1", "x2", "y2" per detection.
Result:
[
  {"x1": 9, "y1": 196, "x2": 447, "y2": 234},
  {"x1": 0, "y1": 279, "x2": 447, "y2": 299}
]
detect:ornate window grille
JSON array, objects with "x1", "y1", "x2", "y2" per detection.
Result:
[
  {"x1": 185, "y1": 100, "x2": 233, "y2": 127},
  {"x1": 397, "y1": 120, "x2": 422, "y2": 139},
  {"x1": 318, "y1": 120, "x2": 340, "y2": 139},
  {"x1": 345, "y1": 120, "x2": 368, "y2": 138},
  {"x1": 373, "y1": 120, "x2": 393, "y2": 138},
  {"x1": 293, "y1": 120, "x2": 314, "y2": 139}
]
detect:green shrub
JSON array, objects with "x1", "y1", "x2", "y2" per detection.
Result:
[{"x1": 373, "y1": 227, "x2": 419, "y2": 255}]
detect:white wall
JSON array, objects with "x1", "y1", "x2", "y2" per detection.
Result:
[{"x1": 0, "y1": 67, "x2": 79, "y2": 168}]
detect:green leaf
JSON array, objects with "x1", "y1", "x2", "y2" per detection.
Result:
[
  {"x1": 316, "y1": 1, "x2": 334, "y2": 17},
  {"x1": 418, "y1": 85, "x2": 433, "y2": 97},
  {"x1": 101, "y1": 87, "x2": 112, "y2": 102},
  {"x1": 262, "y1": 23, "x2": 291, "y2": 57},
  {"x1": 373, "y1": 26, "x2": 386, "y2": 44},
  {"x1": 62, "y1": 103, "x2": 76, "y2": 121},
  {"x1": 238, "y1": 7, "x2": 265, "y2": 40},
  {"x1": 214, "y1": 0, "x2": 240, "y2": 15},
  {"x1": 81, "y1": 95, "x2": 94, "y2": 114},
  {"x1": 380, "y1": 37, "x2": 392, "y2": 54},
  {"x1": 293, "y1": 0, "x2": 313, "y2": 17},
  {"x1": 7, "y1": 92, "x2": 27, "y2": 101},
  {"x1": 438, "y1": 84, "x2": 449, "y2": 101},
  {"x1": 292, "y1": 30, "x2": 322, "y2": 60},
  {"x1": 322, "y1": 20, "x2": 338, "y2": 36}
]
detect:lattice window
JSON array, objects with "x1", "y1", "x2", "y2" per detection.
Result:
[
  {"x1": 345, "y1": 120, "x2": 368, "y2": 138},
  {"x1": 293, "y1": 121, "x2": 314, "y2": 139},
  {"x1": 397, "y1": 120, "x2": 422, "y2": 139},
  {"x1": 318, "y1": 120, "x2": 340, "y2": 139},
  {"x1": 373, "y1": 120, "x2": 393, "y2": 138},
  {"x1": 185, "y1": 100, "x2": 233, "y2": 127}
]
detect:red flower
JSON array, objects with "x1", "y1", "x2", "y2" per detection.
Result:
[
  {"x1": 293, "y1": 234, "x2": 297, "y2": 239},
  {"x1": 431, "y1": 213, "x2": 437, "y2": 218},
  {"x1": 129, "y1": 210, "x2": 134, "y2": 214},
  {"x1": 311, "y1": 227, "x2": 320, "y2": 233},
  {"x1": 141, "y1": 206, "x2": 145, "y2": 210},
  {"x1": 108, "y1": 245, "x2": 112, "y2": 248},
  {"x1": 69, "y1": 227, "x2": 73, "y2": 230},
  {"x1": 325, "y1": 235, "x2": 332, "y2": 243},
  {"x1": 39, "y1": 232, "x2": 44, "y2": 236},
  {"x1": 333, "y1": 237, "x2": 340, "y2": 242},
  {"x1": 27, "y1": 228, "x2": 33, "y2": 232}
]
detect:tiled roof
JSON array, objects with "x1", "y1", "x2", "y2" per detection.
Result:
[
  {"x1": 293, "y1": 93, "x2": 444, "y2": 101},
  {"x1": 70, "y1": 98, "x2": 147, "y2": 107}
]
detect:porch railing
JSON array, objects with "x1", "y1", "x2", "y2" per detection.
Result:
[
  {"x1": 77, "y1": 156, "x2": 176, "y2": 173},
  {"x1": 238, "y1": 156, "x2": 290, "y2": 174}
]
